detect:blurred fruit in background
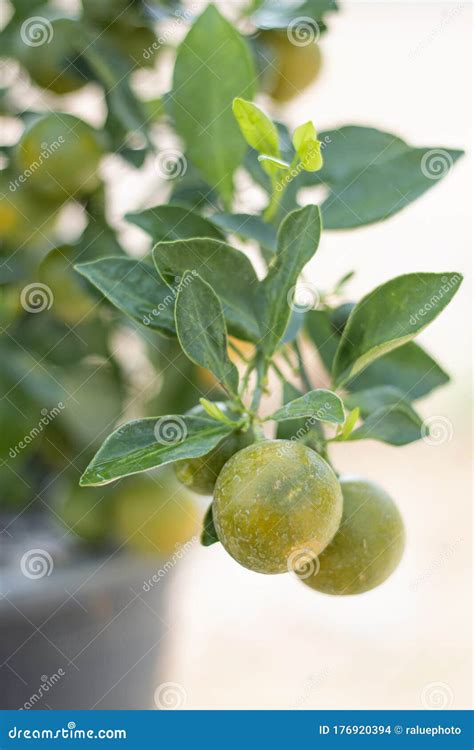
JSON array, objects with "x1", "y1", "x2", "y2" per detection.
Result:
[
  {"x1": 15, "y1": 113, "x2": 105, "y2": 200},
  {"x1": 13, "y1": 14, "x2": 89, "y2": 95},
  {"x1": 113, "y1": 472, "x2": 199, "y2": 557},
  {"x1": 261, "y1": 31, "x2": 322, "y2": 102}
]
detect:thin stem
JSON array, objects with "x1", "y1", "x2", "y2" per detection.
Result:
[
  {"x1": 292, "y1": 339, "x2": 312, "y2": 393},
  {"x1": 250, "y1": 353, "x2": 267, "y2": 412},
  {"x1": 229, "y1": 339, "x2": 251, "y2": 364}
]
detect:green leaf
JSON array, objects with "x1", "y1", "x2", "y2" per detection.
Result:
[
  {"x1": 338, "y1": 407, "x2": 360, "y2": 441},
  {"x1": 209, "y1": 213, "x2": 278, "y2": 257},
  {"x1": 201, "y1": 503, "x2": 219, "y2": 547},
  {"x1": 175, "y1": 272, "x2": 239, "y2": 396},
  {"x1": 80, "y1": 416, "x2": 234, "y2": 486},
  {"x1": 305, "y1": 309, "x2": 450, "y2": 400},
  {"x1": 171, "y1": 5, "x2": 256, "y2": 204},
  {"x1": 333, "y1": 272, "x2": 463, "y2": 387},
  {"x1": 315, "y1": 126, "x2": 464, "y2": 229},
  {"x1": 270, "y1": 388, "x2": 344, "y2": 425},
  {"x1": 345, "y1": 386, "x2": 413, "y2": 417},
  {"x1": 75, "y1": 257, "x2": 176, "y2": 336},
  {"x1": 199, "y1": 399, "x2": 239, "y2": 426},
  {"x1": 125, "y1": 205, "x2": 225, "y2": 243},
  {"x1": 292, "y1": 121, "x2": 323, "y2": 172},
  {"x1": 232, "y1": 98, "x2": 280, "y2": 157},
  {"x1": 153, "y1": 238, "x2": 260, "y2": 342},
  {"x1": 346, "y1": 404, "x2": 423, "y2": 446},
  {"x1": 259, "y1": 205, "x2": 321, "y2": 356}
]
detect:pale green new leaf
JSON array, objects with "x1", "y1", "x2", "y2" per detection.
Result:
[{"x1": 233, "y1": 98, "x2": 280, "y2": 157}]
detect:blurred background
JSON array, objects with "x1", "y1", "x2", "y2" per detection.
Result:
[{"x1": 0, "y1": 0, "x2": 472, "y2": 710}]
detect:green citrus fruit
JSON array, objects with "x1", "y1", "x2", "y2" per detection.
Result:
[
  {"x1": 262, "y1": 32, "x2": 322, "y2": 102},
  {"x1": 113, "y1": 473, "x2": 198, "y2": 557},
  {"x1": 57, "y1": 485, "x2": 113, "y2": 545},
  {"x1": 174, "y1": 404, "x2": 254, "y2": 495},
  {"x1": 39, "y1": 246, "x2": 96, "y2": 325},
  {"x1": 15, "y1": 113, "x2": 104, "y2": 200},
  {"x1": 15, "y1": 16, "x2": 89, "y2": 95},
  {"x1": 0, "y1": 176, "x2": 61, "y2": 249},
  {"x1": 104, "y1": 21, "x2": 159, "y2": 68},
  {"x1": 300, "y1": 477, "x2": 405, "y2": 595},
  {"x1": 213, "y1": 440, "x2": 343, "y2": 574}
]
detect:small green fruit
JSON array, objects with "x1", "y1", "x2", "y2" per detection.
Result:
[
  {"x1": 300, "y1": 477, "x2": 405, "y2": 595},
  {"x1": 174, "y1": 404, "x2": 254, "y2": 495},
  {"x1": 15, "y1": 113, "x2": 104, "y2": 200},
  {"x1": 213, "y1": 440, "x2": 343, "y2": 574}
]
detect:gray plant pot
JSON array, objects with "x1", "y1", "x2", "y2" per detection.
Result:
[{"x1": 0, "y1": 514, "x2": 169, "y2": 710}]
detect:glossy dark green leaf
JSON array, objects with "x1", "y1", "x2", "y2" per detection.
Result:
[
  {"x1": 346, "y1": 404, "x2": 423, "y2": 446},
  {"x1": 175, "y1": 272, "x2": 239, "y2": 396},
  {"x1": 201, "y1": 503, "x2": 219, "y2": 547},
  {"x1": 344, "y1": 386, "x2": 413, "y2": 417},
  {"x1": 171, "y1": 5, "x2": 255, "y2": 204},
  {"x1": 126, "y1": 205, "x2": 225, "y2": 243},
  {"x1": 75, "y1": 257, "x2": 176, "y2": 335},
  {"x1": 333, "y1": 272, "x2": 463, "y2": 387},
  {"x1": 259, "y1": 205, "x2": 321, "y2": 356},
  {"x1": 315, "y1": 126, "x2": 464, "y2": 229},
  {"x1": 305, "y1": 309, "x2": 450, "y2": 400},
  {"x1": 80, "y1": 415, "x2": 234, "y2": 486},
  {"x1": 270, "y1": 388, "x2": 344, "y2": 425},
  {"x1": 153, "y1": 239, "x2": 260, "y2": 341},
  {"x1": 209, "y1": 213, "x2": 278, "y2": 256}
]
